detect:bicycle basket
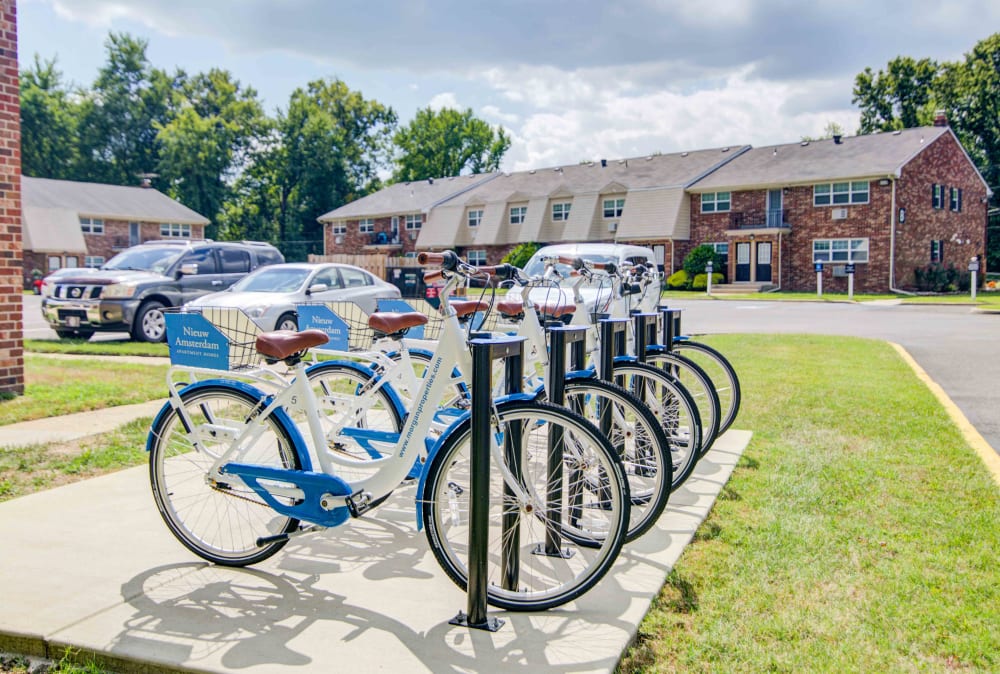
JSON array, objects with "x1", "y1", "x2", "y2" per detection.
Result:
[{"x1": 164, "y1": 307, "x2": 263, "y2": 371}]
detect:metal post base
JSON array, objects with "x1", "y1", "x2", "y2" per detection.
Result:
[
  {"x1": 532, "y1": 543, "x2": 576, "y2": 559},
  {"x1": 449, "y1": 611, "x2": 505, "y2": 632}
]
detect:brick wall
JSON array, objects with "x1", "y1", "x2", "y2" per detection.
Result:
[
  {"x1": 324, "y1": 216, "x2": 416, "y2": 257},
  {"x1": 0, "y1": 1, "x2": 21, "y2": 394}
]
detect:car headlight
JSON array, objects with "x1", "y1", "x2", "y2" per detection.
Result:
[
  {"x1": 246, "y1": 305, "x2": 268, "y2": 319},
  {"x1": 101, "y1": 283, "x2": 138, "y2": 299}
]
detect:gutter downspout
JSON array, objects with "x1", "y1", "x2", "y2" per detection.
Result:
[{"x1": 889, "y1": 176, "x2": 915, "y2": 296}]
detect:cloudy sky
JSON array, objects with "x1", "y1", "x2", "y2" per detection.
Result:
[{"x1": 17, "y1": 0, "x2": 1000, "y2": 172}]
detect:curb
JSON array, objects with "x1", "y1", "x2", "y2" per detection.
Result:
[{"x1": 890, "y1": 342, "x2": 1000, "y2": 487}]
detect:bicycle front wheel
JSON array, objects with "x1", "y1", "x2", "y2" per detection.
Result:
[
  {"x1": 149, "y1": 384, "x2": 301, "y2": 567},
  {"x1": 644, "y1": 351, "x2": 720, "y2": 454},
  {"x1": 422, "y1": 400, "x2": 629, "y2": 611},
  {"x1": 672, "y1": 340, "x2": 742, "y2": 436}
]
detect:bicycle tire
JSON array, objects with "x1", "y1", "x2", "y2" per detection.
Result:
[
  {"x1": 148, "y1": 384, "x2": 301, "y2": 566},
  {"x1": 644, "y1": 351, "x2": 721, "y2": 454},
  {"x1": 672, "y1": 340, "x2": 742, "y2": 436},
  {"x1": 561, "y1": 378, "x2": 672, "y2": 541},
  {"x1": 422, "y1": 399, "x2": 629, "y2": 611},
  {"x1": 610, "y1": 362, "x2": 703, "y2": 491}
]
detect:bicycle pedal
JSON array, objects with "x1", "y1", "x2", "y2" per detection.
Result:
[{"x1": 346, "y1": 490, "x2": 375, "y2": 518}]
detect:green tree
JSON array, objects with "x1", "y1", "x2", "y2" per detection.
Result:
[
  {"x1": 853, "y1": 56, "x2": 938, "y2": 133},
  {"x1": 502, "y1": 242, "x2": 541, "y2": 269},
  {"x1": 76, "y1": 32, "x2": 175, "y2": 186},
  {"x1": 156, "y1": 69, "x2": 269, "y2": 235},
  {"x1": 801, "y1": 121, "x2": 845, "y2": 142},
  {"x1": 19, "y1": 56, "x2": 82, "y2": 179},
  {"x1": 393, "y1": 107, "x2": 510, "y2": 182},
  {"x1": 682, "y1": 244, "x2": 722, "y2": 276}
]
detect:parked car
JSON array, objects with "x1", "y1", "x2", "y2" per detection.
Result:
[
  {"x1": 185, "y1": 262, "x2": 402, "y2": 331},
  {"x1": 513, "y1": 243, "x2": 658, "y2": 314},
  {"x1": 37, "y1": 267, "x2": 102, "y2": 297},
  {"x1": 41, "y1": 239, "x2": 284, "y2": 341}
]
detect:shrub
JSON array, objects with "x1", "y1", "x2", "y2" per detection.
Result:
[
  {"x1": 502, "y1": 242, "x2": 541, "y2": 269},
  {"x1": 666, "y1": 269, "x2": 691, "y2": 289},
  {"x1": 683, "y1": 244, "x2": 723, "y2": 276},
  {"x1": 692, "y1": 272, "x2": 724, "y2": 290}
]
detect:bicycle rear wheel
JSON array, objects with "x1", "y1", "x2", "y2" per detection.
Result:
[
  {"x1": 149, "y1": 384, "x2": 301, "y2": 566},
  {"x1": 422, "y1": 400, "x2": 629, "y2": 611},
  {"x1": 644, "y1": 351, "x2": 721, "y2": 454},
  {"x1": 672, "y1": 340, "x2": 742, "y2": 436}
]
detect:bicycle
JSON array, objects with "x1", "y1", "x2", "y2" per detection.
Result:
[{"x1": 147, "y1": 253, "x2": 631, "y2": 611}]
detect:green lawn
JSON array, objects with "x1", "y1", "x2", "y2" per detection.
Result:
[
  {"x1": 0, "y1": 354, "x2": 166, "y2": 425},
  {"x1": 662, "y1": 289, "x2": 1000, "y2": 307},
  {"x1": 620, "y1": 334, "x2": 999, "y2": 673},
  {"x1": 24, "y1": 338, "x2": 169, "y2": 358}
]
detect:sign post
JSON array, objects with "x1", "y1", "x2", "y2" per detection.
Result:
[
  {"x1": 815, "y1": 262, "x2": 823, "y2": 297},
  {"x1": 705, "y1": 260, "x2": 714, "y2": 295},
  {"x1": 969, "y1": 257, "x2": 980, "y2": 301},
  {"x1": 845, "y1": 264, "x2": 855, "y2": 300}
]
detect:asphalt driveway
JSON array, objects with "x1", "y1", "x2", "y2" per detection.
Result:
[{"x1": 665, "y1": 298, "x2": 999, "y2": 456}]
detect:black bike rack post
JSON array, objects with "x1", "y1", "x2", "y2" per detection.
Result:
[
  {"x1": 659, "y1": 307, "x2": 680, "y2": 351},
  {"x1": 632, "y1": 312, "x2": 657, "y2": 364},
  {"x1": 538, "y1": 325, "x2": 587, "y2": 558},
  {"x1": 597, "y1": 318, "x2": 628, "y2": 383},
  {"x1": 449, "y1": 335, "x2": 524, "y2": 633}
]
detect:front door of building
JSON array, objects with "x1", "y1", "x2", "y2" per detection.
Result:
[
  {"x1": 735, "y1": 242, "x2": 751, "y2": 282},
  {"x1": 756, "y1": 241, "x2": 772, "y2": 282}
]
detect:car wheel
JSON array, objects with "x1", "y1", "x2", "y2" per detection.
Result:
[
  {"x1": 275, "y1": 312, "x2": 298, "y2": 332},
  {"x1": 55, "y1": 329, "x2": 94, "y2": 340},
  {"x1": 133, "y1": 300, "x2": 167, "y2": 342}
]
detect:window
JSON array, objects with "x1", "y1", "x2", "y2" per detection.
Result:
[
  {"x1": 930, "y1": 240, "x2": 944, "y2": 263},
  {"x1": 813, "y1": 238, "x2": 869, "y2": 263},
  {"x1": 359, "y1": 218, "x2": 374, "y2": 233},
  {"x1": 47, "y1": 256, "x2": 61, "y2": 271},
  {"x1": 468, "y1": 209, "x2": 483, "y2": 227},
  {"x1": 219, "y1": 248, "x2": 251, "y2": 274},
  {"x1": 510, "y1": 206, "x2": 527, "y2": 224},
  {"x1": 552, "y1": 202, "x2": 572, "y2": 221},
  {"x1": 949, "y1": 187, "x2": 962, "y2": 212},
  {"x1": 340, "y1": 266, "x2": 373, "y2": 287},
  {"x1": 710, "y1": 242, "x2": 729, "y2": 269},
  {"x1": 160, "y1": 223, "x2": 191, "y2": 238},
  {"x1": 80, "y1": 217, "x2": 104, "y2": 234},
  {"x1": 700, "y1": 192, "x2": 731, "y2": 213},
  {"x1": 313, "y1": 268, "x2": 344, "y2": 289},
  {"x1": 332, "y1": 222, "x2": 347, "y2": 235},
  {"x1": 181, "y1": 248, "x2": 218, "y2": 275},
  {"x1": 65, "y1": 256, "x2": 79, "y2": 267},
  {"x1": 405, "y1": 214, "x2": 422, "y2": 230},
  {"x1": 931, "y1": 184, "x2": 945, "y2": 209},
  {"x1": 603, "y1": 198, "x2": 625, "y2": 218},
  {"x1": 84, "y1": 256, "x2": 104, "y2": 268},
  {"x1": 467, "y1": 249, "x2": 487, "y2": 266},
  {"x1": 814, "y1": 181, "x2": 869, "y2": 206}
]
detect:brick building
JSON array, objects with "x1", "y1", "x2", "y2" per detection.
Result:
[
  {"x1": 0, "y1": 0, "x2": 22, "y2": 395},
  {"x1": 685, "y1": 122, "x2": 989, "y2": 292},
  {"x1": 22, "y1": 176, "x2": 210, "y2": 286}
]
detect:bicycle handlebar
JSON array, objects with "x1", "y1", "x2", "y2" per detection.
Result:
[{"x1": 417, "y1": 250, "x2": 459, "y2": 271}]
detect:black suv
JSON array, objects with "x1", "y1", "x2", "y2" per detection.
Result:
[{"x1": 41, "y1": 240, "x2": 284, "y2": 342}]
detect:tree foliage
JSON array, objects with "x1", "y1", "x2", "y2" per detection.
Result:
[
  {"x1": 393, "y1": 107, "x2": 510, "y2": 182},
  {"x1": 853, "y1": 56, "x2": 939, "y2": 133},
  {"x1": 682, "y1": 244, "x2": 723, "y2": 276},
  {"x1": 502, "y1": 242, "x2": 541, "y2": 269},
  {"x1": 19, "y1": 56, "x2": 81, "y2": 179}
]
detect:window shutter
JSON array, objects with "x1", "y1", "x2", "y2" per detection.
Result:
[{"x1": 958, "y1": 189, "x2": 963, "y2": 212}]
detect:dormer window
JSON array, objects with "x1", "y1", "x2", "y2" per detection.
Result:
[
  {"x1": 603, "y1": 198, "x2": 625, "y2": 218},
  {"x1": 552, "y1": 202, "x2": 572, "y2": 221},
  {"x1": 510, "y1": 206, "x2": 527, "y2": 224},
  {"x1": 468, "y1": 209, "x2": 483, "y2": 227}
]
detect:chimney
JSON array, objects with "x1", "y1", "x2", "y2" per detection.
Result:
[
  {"x1": 833, "y1": 134, "x2": 842, "y2": 144},
  {"x1": 600, "y1": 159, "x2": 607, "y2": 168},
  {"x1": 933, "y1": 110, "x2": 948, "y2": 127},
  {"x1": 427, "y1": 178, "x2": 434, "y2": 184},
  {"x1": 140, "y1": 177, "x2": 152, "y2": 188}
]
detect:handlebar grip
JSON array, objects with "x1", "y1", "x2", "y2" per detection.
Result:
[
  {"x1": 423, "y1": 269, "x2": 445, "y2": 283},
  {"x1": 556, "y1": 255, "x2": 585, "y2": 270},
  {"x1": 478, "y1": 263, "x2": 518, "y2": 281},
  {"x1": 417, "y1": 250, "x2": 459, "y2": 270}
]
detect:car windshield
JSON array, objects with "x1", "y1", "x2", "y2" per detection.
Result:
[
  {"x1": 103, "y1": 247, "x2": 184, "y2": 274},
  {"x1": 523, "y1": 252, "x2": 619, "y2": 284},
  {"x1": 230, "y1": 267, "x2": 311, "y2": 293}
]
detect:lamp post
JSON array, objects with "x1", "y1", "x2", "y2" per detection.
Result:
[
  {"x1": 970, "y1": 256, "x2": 980, "y2": 301},
  {"x1": 706, "y1": 260, "x2": 713, "y2": 295}
]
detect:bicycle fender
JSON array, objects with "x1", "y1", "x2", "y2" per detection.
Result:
[
  {"x1": 146, "y1": 378, "x2": 314, "y2": 472},
  {"x1": 304, "y1": 359, "x2": 408, "y2": 421},
  {"x1": 644, "y1": 344, "x2": 669, "y2": 355},
  {"x1": 413, "y1": 392, "x2": 536, "y2": 530}
]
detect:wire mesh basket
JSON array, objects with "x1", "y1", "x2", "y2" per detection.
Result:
[
  {"x1": 296, "y1": 301, "x2": 374, "y2": 351},
  {"x1": 163, "y1": 307, "x2": 263, "y2": 371}
]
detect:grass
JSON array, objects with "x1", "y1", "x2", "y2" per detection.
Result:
[
  {"x1": 662, "y1": 289, "x2": 1000, "y2": 307},
  {"x1": 0, "y1": 355, "x2": 167, "y2": 425},
  {"x1": 24, "y1": 338, "x2": 169, "y2": 357},
  {"x1": 618, "y1": 334, "x2": 1000, "y2": 673}
]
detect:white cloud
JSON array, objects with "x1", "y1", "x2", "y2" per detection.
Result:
[{"x1": 428, "y1": 92, "x2": 460, "y2": 110}]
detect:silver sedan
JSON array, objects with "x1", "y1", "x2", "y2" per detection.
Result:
[{"x1": 186, "y1": 262, "x2": 401, "y2": 331}]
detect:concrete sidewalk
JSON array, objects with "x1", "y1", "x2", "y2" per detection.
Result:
[
  {"x1": 0, "y1": 399, "x2": 166, "y2": 447},
  {"x1": 0, "y1": 420, "x2": 750, "y2": 674}
]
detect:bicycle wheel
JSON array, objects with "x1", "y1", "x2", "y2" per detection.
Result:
[
  {"x1": 422, "y1": 400, "x2": 629, "y2": 611},
  {"x1": 396, "y1": 348, "x2": 469, "y2": 410},
  {"x1": 611, "y1": 362, "x2": 702, "y2": 491},
  {"x1": 672, "y1": 340, "x2": 742, "y2": 435},
  {"x1": 149, "y1": 384, "x2": 301, "y2": 566},
  {"x1": 644, "y1": 351, "x2": 721, "y2": 454},
  {"x1": 562, "y1": 378, "x2": 671, "y2": 541}
]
